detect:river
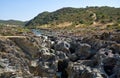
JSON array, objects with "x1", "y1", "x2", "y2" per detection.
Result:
[{"x1": 31, "y1": 29, "x2": 57, "y2": 36}]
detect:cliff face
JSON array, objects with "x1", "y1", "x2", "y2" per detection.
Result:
[{"x1": 0, "y1": 31, "x2": 120, "y2": 78}]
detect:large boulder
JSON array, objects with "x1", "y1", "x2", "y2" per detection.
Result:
[
  {"x1": 100, "y1": 32, "x2": 111, "y2": 40},
  {"x1": 110, "y1": 32, "x2": 120, "y2": 43},
  {"x1": 67, "y1": 63, "x2": 107, "y2": 78},
  {"x1": 69, "y1": 53, "x2": 78, "y2": 62},
  {"x1": 54, "y1": 41, "x2": 70, "y2": 54},
  {"x1": 93, "y1": 48, "x2": 120, "y2": 78},
  {"x1": 55, "y1": 51, "x2": 68, "y2": 60},
  {"x1": 0, "y1": 38, "x2": 32, "y2": 78},
  {"x1": 39, "y1": 48, "x2": 55, "y2": 61},
  {"x1": 75, "y1": 43, "x2": 92, "y2": 59},
  {"x1": 110, "y1": 43, "x2": 120, "y2": 54},
  {"x1": 82, "y1": 36, "x2": 116, "y2": 51}
]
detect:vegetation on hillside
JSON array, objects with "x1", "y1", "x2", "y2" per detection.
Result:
[
  {"x1": 0, "y1": 20, "x2": 26, "y2": 26},
  {"x1": 0, "y1": 25, "x2": 30, "y2": 36},
  {"x1": 25, "y1": 6, "x2": 120, "y2": 27}
]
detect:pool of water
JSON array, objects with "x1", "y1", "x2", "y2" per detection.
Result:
[
  {"x1": 32, "y1": 29, "x2": 57, "y2": 36},
  {"x1": 32, "y1": 29, "x2": 42, "y2": 36}
]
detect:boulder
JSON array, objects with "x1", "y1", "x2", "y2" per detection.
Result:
[
  {"x1": 67, "y1": 63, "x2": 107, "y2": 78},
  {"x1": 110, "y1": 43, "x2": 120, "y2": 54},
  {"x1": 69, "y1": 53, "x2": 78, "y2": 62},
  {"x1": 55, "y1": 51, "x2": 68, "y2": 60},
  {"x1": 39, "y1": 48, "x2": 55, "y2": 61},
  {"x1": 75, "y1": 43, "x2": 92, "y2": 59},
  {"x1": 100, "y1": 32, "x2": 111, "y2": 40},
  {"x1": 94, "y1": 48, "x2": 120, "y2": 77},
  {"x1": 54, "y1": 41, "x2": 70, "y2": 54}
]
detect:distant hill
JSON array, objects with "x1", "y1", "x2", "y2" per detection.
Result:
[
  {"x1": 25, "y1": 6, "x2": 120, "y2": 27},
  {"x1": 0, "y1": 20, "x2": 26, "y2": 26}
]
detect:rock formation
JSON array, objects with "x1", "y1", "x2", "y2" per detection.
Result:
[{"x1": 0, "y1": 30, "x2": 120, "y2": 78}]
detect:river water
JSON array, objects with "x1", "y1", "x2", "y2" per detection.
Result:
[
  {"x1": 32, "y1": 29, "x2": 42, "y2": 36},
  {"x1": 31, "y1": 29, "x2": 56, "y2": 36}
]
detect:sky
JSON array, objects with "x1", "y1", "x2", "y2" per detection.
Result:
[{"x1": 0, "y1": 0, "x2": 120, "y2": 21}]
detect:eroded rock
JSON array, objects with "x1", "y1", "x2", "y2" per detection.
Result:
[
  {"x1": 75, "y1": 43, "x2": 92, "y2": 60},
  {"x1": 0, "y1": 31, "x2": 120, "y2": 78}
]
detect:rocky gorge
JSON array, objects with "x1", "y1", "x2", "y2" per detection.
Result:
[{"x1": 0, "y1": 30, "x2": 120, "y2": 78}]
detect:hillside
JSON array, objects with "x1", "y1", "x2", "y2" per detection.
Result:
[
  {"x1": 0, "y1": 20, "x2": 25, "y2": 26},
  {"x1": 0, "y1": 6, "x2": 120, "y2": 78},
  {"x1": 25, "y1": 6, "x2": 120, "y2": 28}
]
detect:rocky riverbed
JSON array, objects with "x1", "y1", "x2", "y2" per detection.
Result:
[{"x1": 0, "y1": 30, "x2": 120, "y2": 78}]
